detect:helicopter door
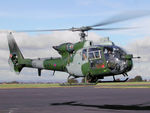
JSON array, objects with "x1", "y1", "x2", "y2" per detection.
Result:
[
  {"x1": 82, "y1": 49, "x2": 87, "y2": 60},
  {"x1": 88, "y1": 48, "x2": 104, "y2": 69},
  {"x1": 66, "y1": 49, "x2": 86, "y2": 76}
]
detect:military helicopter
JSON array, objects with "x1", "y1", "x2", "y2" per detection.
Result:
[{"x1": 7, "y1": 12, "x2": 148, "y2": 83}]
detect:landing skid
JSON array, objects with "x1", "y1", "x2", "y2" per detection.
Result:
[
  {"x1": 99, "y1": 78, "x2": 128, "y2": 83},
  {"x1": 99, "y1": 73, "x2": 129, "y2": 83}
]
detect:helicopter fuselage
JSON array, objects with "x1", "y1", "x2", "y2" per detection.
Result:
[
  {"x1": 24, "y1": 40, "x2": 133, "y2": 81},
  {"x1": 8, "y1": 33, "x2": 133, "y2": 82}
]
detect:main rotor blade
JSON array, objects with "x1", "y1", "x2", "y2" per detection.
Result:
[
  {"x1": 15, "y1": 29, "x2": 71, "y2": 32},
  {"x1": 90, "y1": 11, "x2": 150, "y2": 27},
  {"x1": 91, "y1": 27, "x2": 137, "y2": 31}
]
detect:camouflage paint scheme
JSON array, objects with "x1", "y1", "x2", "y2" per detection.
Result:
[{"x1": 7, "y1": 33, "x2": 133, "y2": 82}]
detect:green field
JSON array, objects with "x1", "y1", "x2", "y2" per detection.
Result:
[
  {"x1": 0, "y1": 83, "x2": 60, "y2": 89},
  {"x1": 97, "y1": 82, "x2": 150, "y2": 85},
  {"x1": 0, "y1": 82, "x2": 150, "y2": 89},
  {"x1": 96, "y1": 82, "x2": 150, "y2": 88}
]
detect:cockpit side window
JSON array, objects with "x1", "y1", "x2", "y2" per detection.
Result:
[
  {"x1": 89, "y1": 52, "x2": 95, "y2": 59},
  {"x1": 103, "y1": 46, "x2": 126, "y2": 60},
  {"x1": 88, "y1": 48, "x2": 102, "y2": 60},
  {"x1": 88, "y1": 48, "x2": 103, "y2": 69},
  {"x1": 82, "y1": 48, "x2": 102, "y2": 61},
  {"x1": 95, "y1": 51, "x2": 101, "y2": 58}
]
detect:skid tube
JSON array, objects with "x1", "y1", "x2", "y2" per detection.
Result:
[{"x1": 99, "y1": 74, "x2": 129, "y2": 83}]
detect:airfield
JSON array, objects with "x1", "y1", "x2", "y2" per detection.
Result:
[{"x1": 0, "y1": 82, "x2": 150, "y2": 113}]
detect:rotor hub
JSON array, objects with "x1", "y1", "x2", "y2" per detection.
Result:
[{"x1": 79, "y1": 31, "x2": 87, "y2": 41}]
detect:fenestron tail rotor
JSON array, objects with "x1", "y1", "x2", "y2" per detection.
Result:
[{"x1": 7, "y1": 33, "x2": 24, "y2": 74}]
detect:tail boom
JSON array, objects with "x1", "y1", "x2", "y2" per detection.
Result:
[{"x1": 7, "y1": 33, "x2": 67, "y2": 76}]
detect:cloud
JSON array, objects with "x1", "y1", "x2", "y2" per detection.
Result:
[
  {"x1": 126, "y1": 36, "x2": 150, "y2": 80},
  {"x1": 108, "y1": 16, "x2": 150, "y2": 37},
  {"x1": 127, "y1": 36, "x2": 150, "y2": 62},
  {"x1": 0, "y1": 69, "x2": 68, "y2": 83}
]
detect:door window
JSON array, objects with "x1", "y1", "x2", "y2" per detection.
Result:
[{"x1": 82, "y1": 49, "x2": 87, "y2": 60}]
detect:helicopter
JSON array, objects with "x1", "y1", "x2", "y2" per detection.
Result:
[{"x1": 7, "y1": 12, "x2": 148, "y2": 83}]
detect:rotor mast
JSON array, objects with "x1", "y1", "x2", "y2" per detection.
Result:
[
  {"x1": 79, "y1": 31, "x2": 87, "y2": 41},
  {"x1": 71, "y1": 26, "x2": 91, "y2": 41}
]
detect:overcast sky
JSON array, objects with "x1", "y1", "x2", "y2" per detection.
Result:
[{"x1": 0, "y1": 0, "x2": 150, "y2": 82}]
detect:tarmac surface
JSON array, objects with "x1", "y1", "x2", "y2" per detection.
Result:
[{"x1": 0, "y1": 87, "x2": 150, "y2": 113}]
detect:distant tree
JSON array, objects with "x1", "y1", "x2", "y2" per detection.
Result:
[
  {"x1": 128, "y1": 78, "x2": 135, "y2": 82},
  {"x1": 7, "y1": 81, "x2": 19, "y2": 84},
  {"x1": 134, "y1": 76, "x2": 143, "y2": 82},
  {"x1": 68, "y1": 78, "x2": 78, "y2": 84},
  {"x1": 128, "y1": 75, "x2": 143, "y2": 82}
]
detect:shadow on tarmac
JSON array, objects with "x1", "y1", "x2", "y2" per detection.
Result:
[{"x1": 50, "y1": 101, "x2": 150, "y2": 111}]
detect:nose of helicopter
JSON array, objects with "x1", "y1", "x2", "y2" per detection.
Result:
[
  {"x1": 121, "y1": 54, "x2": 133, "y2": 59},
  {"x1": 124, "y1": 54, "x2": 133, "y2": 72},
  {"x1": 107, "y1": 54, "x2": 133, "y2": 74}
]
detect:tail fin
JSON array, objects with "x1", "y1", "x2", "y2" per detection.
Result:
[{"x1": 7, "y1": 32, "x2": 24, "y2": 74}]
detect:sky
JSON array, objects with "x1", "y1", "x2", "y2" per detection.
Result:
[{"x1": 0, "y1": 0, "x2": 150, "y2": 82}]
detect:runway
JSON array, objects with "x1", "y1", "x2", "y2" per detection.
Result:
[{"x1": 0, "y1": 87, "x2": 150, "y2": 113}]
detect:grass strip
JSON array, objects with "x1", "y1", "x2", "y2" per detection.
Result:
[
  {"x1": 96, "y1": 82, "x2": 150, "y2": 86},
  {"x1": 0, "y1": 82, "x2": 150, "y2": 89},
  {"x1": 0, "y1": 84, "x2": 60, "y2": 89}
]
